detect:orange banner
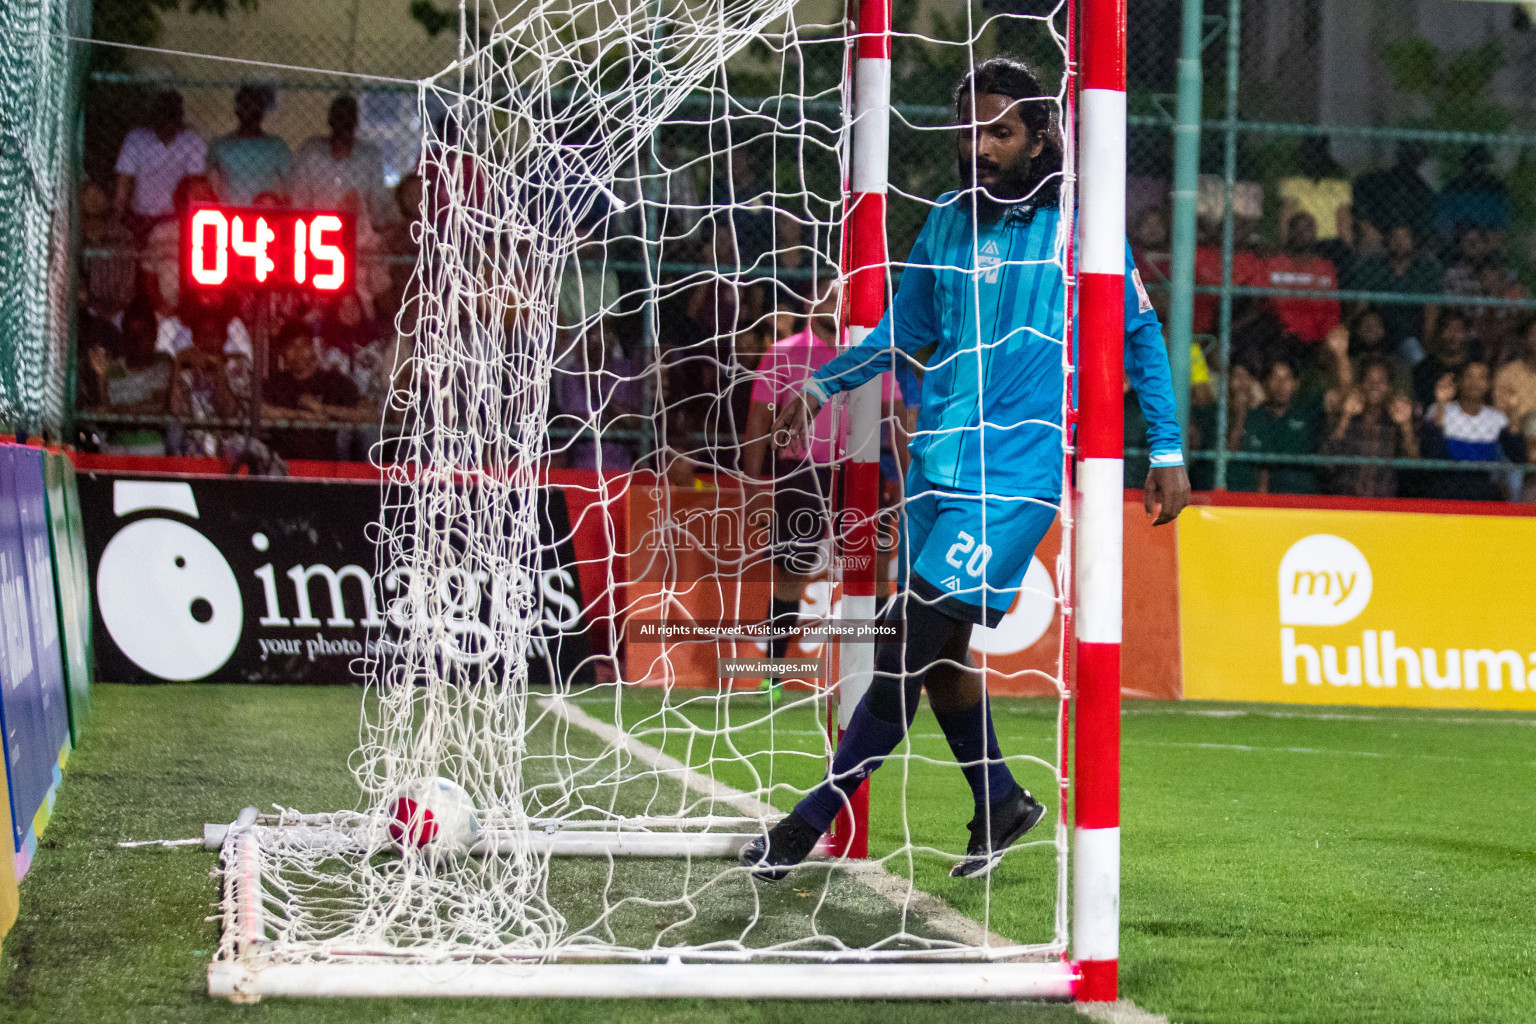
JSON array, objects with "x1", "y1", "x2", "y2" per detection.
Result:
[{"x1": 621, "y1": 480, "x2": 1181, "y2": 699}]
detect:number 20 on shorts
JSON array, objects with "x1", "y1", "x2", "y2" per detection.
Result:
[{"x1": 945, "y1": 531, "x2": 992, "y2": 577}]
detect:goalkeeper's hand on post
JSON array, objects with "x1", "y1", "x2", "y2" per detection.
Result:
[
  {"x1": 770, "y1": 390, "x2": 823, "y2": 453},
  {"x1": 1144, "y1": 465, "x2": 1191, "y2": 526}
]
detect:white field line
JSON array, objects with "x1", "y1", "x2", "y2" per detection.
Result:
[
  {"x1": 1076, "y1": 999, "x2": 1174, "y2": 1024},
  {"x1": 1126, "y1": 739, "x2": 1536, "y2": 768},
  {"x1": 539, "y1": 696, "x2": 1010, "y2": 950},
  {"x1": 1118, "y1": 706, "x2": 1536, "y2": 728},
  {"x1": 577, "y1": 693, "x2": 1536, "y2": 730},
  {"x1": 541, "y1": 696, "x2": 780, "y2": 818}
]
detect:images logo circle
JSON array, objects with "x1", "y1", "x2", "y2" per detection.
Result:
[
  {"x1": 969, "y1": 557, "x2": 1056, "y2": 655},
  {"x1": 97, "y1": 518, "x2": 243, "y2": 680}
]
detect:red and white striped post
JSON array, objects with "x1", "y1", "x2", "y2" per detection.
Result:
[
  {"x1": 1073, "y1": 0, "x2": 1127, "y2": 1003},
  {"x1": 828, "y1": 0, "x2": 891, "y2": 860}
]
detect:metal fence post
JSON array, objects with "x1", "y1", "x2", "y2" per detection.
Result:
[
  {"x1": 1212, "y1": 0, "x2": 1241, "y2": 491},
  {"x1": 1166, "y1": 0, "x2": 1204, "y2": 450}
]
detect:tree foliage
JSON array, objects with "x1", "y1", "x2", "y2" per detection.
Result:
[
  {"x1": 92, "y1": 0, "x2": 258, "y2": 47},
  {"x1": 1382, "y1": 36, "x2": 1511, "y2": 137},
  {"x1": 408, "y1": 0, "x2": 456, "y2": 41}
]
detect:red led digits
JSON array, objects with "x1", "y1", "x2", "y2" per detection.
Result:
[
  {"x1": 293, "y1": 219, "x2": 307, "y2": 284},
  {"x1": 190, "y1": 208, "x2": 229, "y2": 286},
  {"x1": 181, "y1": 204, "x2": 355, "y2": 293},
  {"x1": 309, "y1": 215, "x2": 346, "y2": 290},
  {"x1": 232, "y1": 215, "x2": 276, "y2": 282}
]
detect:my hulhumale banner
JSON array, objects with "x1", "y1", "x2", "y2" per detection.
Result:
[{"x1": 1178, "y1": 506, "x2": 1536, "y2": 711}]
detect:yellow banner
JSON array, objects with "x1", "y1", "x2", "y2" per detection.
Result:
[{"x1": 1178, "y1": 506, "x2": 1536, "y2": 710}]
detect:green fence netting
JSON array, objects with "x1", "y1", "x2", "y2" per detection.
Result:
[
  {"x1": 46, "y1": 0, "x2": 1536, "y2": 499},
  {"x1": 0, "y1": 0, "x2": 89, "y2": 440}
]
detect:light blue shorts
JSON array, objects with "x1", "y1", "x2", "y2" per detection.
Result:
[{"x1": 898, "y1": 455, "x2": 1060, "y2": 627}]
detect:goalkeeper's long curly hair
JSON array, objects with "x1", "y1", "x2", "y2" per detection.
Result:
[{"x1": 953, "y1": 57, "x2": 1064, "y2": 217}]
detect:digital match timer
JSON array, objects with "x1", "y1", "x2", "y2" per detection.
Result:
[{"x1": 180, "y1": 203, "x2": 357, "y2": 294}]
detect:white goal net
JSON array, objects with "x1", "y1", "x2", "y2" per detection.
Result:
[{"x1": 211, "y1": 0, "x2": 1080, "y2": 1000}]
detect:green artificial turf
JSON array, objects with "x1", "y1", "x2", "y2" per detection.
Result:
[
  {"x1": 1, "y1": 684, "x2": 1533, "y2": 1024},
  {"x1": 1116, "y1": 703, "x2": 1536, "y2": 1024}
]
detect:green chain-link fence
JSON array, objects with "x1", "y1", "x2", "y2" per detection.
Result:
[
  {"x1": 50, "y1": 0, "x2": 1536, "y2": 499},
  {"x1": 1, "y1": 0, "x2": 90, "y2": 439},
  {"x1": 1127, "y1": 0, "x2": 1536, "y2": 500}
]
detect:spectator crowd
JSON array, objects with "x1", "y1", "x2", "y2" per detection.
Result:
[
  {"x1": 78, "y1": 87, "x2": 415, "y2": 466},
  {"x1": 78, "y1": 89, "x2": 1535, "y2": 502},
  {"x1": 76, "y1": 84, "x2": 832, "y2": 482},
  {"x1": 1131, "y1": 137, "x2": 1536, "y2": 502}
]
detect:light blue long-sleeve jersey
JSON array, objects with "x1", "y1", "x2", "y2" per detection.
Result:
[{"x1": 805, "y1": 192, "x2": 1184, "y2": 499}]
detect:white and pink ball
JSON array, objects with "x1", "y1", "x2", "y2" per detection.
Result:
[{"x1": 388, "y1": 777, "x2": 480, "y2": 861}]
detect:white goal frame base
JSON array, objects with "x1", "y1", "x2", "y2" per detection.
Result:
[
  {"x1": 209, "y1": 818, "x2": 1077, "y2": 1002},
  {"x1": 203, "y1": 819, "x2": 777, "y2": 859},
  {"x1": 209, "y1": 960, "x2": 1078, "y2": 1002}
]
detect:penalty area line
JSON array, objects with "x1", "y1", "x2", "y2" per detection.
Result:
[{"x1": 537, "y1": 696, "x2": 1010, "y2": 951}]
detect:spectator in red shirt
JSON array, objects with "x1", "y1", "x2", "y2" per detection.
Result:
[
  {"x1": 1193, "y1": 222, "x2": 1265, "y2": 338},
  {"x1": 1260, "y1": 212, "x2": 1341, "y2": 345}
]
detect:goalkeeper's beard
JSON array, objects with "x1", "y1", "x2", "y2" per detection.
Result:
[{"x1": 958, "y1": 151, "x2": 1036, "y2": 221}]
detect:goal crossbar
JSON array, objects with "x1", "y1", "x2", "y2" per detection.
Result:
[{"x1": 206, "y1": 821, "x2": 785, "y2": 859}]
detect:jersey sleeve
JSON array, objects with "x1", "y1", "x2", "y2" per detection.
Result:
[
  {"x1": 892, "y1": 350, "x2": 923, "y2": 413},
  {"x1": 1123, "y1": 241, "x2": 1184, "y2": 468},
  {"x1": 804, "y1": 219, "x2": 942, "y2": 404}
]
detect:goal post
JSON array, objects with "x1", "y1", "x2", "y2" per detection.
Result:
[
  {"x1": 825, "y1": 0, "x2": 891, "y2": 863},
  {"x1": 1073, "y1": 0, "x2": 1127, "y2": 1003},
  {"x1": 203, "y1": 0, "x2": 1130, "y2": 1004},
  {"x1": 827, "y1": 0, "x2": 1129, "y2": 999}
]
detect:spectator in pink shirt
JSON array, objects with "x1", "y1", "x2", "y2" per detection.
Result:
[{"x1": 739, "y1": 277, "x2": 904, "y2": 698}]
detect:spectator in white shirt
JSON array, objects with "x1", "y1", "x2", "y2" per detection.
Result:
[
  {"x1": 291, "y1": 95, "x2": 392, "y2": 230},
  {"x1": 1421, "y1": 361, "x2": 1527, "y2": 501},
  {"x1": 113, "y1": 90, "x2": 206, "y2": 242}
]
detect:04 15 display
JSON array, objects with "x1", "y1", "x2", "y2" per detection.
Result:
[{"x1": 180, "y1": 204, "x2": 356, "y2": 293}]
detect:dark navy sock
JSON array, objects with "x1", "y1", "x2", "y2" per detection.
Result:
[
  {"x1": 864, "y1": 596, "x2": 966, "y2": 725},
  {"x1": 793, "y1": 701, "x2": 908, "y2": 833},
  {"x1": 793, "y1": 595, "x2": 971, "y2": 832},
  {"x1": 932, "y1": 700, "x2": 1017, "y2": 811},
  {"x1": 768, "y1": 596, "x2": 799, "y2": 662}
]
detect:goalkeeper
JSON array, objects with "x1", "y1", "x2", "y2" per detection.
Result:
[{"x1": 743, "y1": 57, "x2": 1190, "y2": 880}]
